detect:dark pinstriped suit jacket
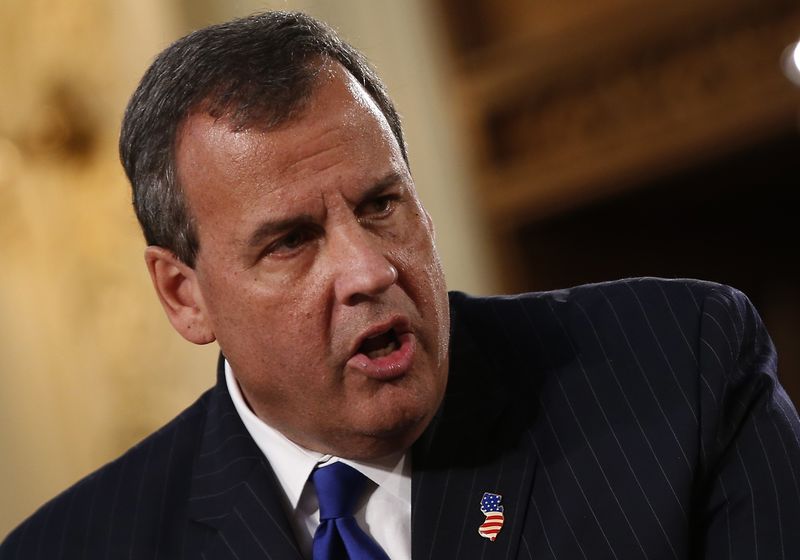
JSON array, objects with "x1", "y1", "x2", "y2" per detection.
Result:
[{"x1": 3, "y1": 278, "x2": 800, "y2": 559}]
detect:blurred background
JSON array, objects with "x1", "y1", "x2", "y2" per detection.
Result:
[{"x1": 2, "y1": 0, "x2": 799, "y2": 536}]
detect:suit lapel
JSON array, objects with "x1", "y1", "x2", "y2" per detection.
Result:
[
  {"x1": 412, "y1": 427, "x2": 537, "y2": 560},
  {"x1": 187, "y1": 356, "x2": 303, "y2": 560},
  {"x1": 412, "y1": 294, "x2": 539, "y2": 560}
]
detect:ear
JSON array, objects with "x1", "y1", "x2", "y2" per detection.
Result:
[{"x1": 144, "y1": 246, "x2": 216, "y2": 345}]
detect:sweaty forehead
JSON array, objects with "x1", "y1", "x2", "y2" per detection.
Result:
[
  {"x1": 173, "y1": 63, "x2": 405, "y2": 223},
  {"x1": 177, "y1": 63, "x2": 387, "y2": 158},
  {"x1": 176, "y1": 66, "x2": 400, "y2": 187}
]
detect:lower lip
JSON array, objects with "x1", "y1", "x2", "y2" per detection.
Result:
[{"x1": 346, "y1": 332, "x2": 416, "y2": 380}]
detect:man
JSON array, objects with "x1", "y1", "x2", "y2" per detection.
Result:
[{"x1": 2, "y1": 11, "x2": 799, "y2": 560}]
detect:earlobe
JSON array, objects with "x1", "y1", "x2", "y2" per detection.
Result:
[{"x1": 144, "y1": 246, "x2": 216, "y2": 345}]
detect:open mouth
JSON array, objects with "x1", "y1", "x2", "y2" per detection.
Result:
[
  {"x1": 348, "y1": 319, "x2": 415, "y2": 379},
  {"x1": 358, "y1": 328, "x2": 400, "y2": 359}
]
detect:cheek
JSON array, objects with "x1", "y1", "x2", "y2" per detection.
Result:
[
  {"x1": 396, "y1": 225, "x2": 444, "y2": 291},
  {"x1": 201, "y1": 278, "x2": 287, "y2": 353}
]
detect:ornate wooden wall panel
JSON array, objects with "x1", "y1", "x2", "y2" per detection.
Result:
[
  {"x1": 436, "y1": 0, "x2": 800, "y2": 230},
  {"x1": 433, "y1": 0, "x2": 800, "y2": 403}
]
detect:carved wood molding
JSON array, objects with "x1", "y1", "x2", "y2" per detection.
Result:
[{"x1": 461, "y1": 7, "x2": 800, "y2": 230}]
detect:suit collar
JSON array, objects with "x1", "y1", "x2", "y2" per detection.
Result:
[{"x1": 187, "y1": 355, "x2": 303, "y2": 559}]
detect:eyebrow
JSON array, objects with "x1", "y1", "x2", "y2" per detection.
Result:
[
  {"x1": 247, "y1": 214, "x2": 316, "y2": 248},
  {"x1": 356, "y1": 171, "x2": 403, "y2": 206},
  {"x1": 245, "y1": 171, "x2": 405, "y2": 248}
]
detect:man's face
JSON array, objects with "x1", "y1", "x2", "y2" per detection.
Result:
[{"x1": 173, "y1": 64, "x2": 450, "y2": 459}]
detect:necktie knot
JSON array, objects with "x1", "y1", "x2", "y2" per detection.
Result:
[
  {"x1": 312, "y1": 461, "x2": 368, "y2": 520},
  {"x1": 310, "y1": 461, "x2": 390, "y2": 559}
]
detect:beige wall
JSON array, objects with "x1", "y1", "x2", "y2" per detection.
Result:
[{"x1": 0, "y1": 0, "x2": 495, "y2": 535}]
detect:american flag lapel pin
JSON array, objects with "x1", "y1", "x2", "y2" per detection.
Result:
[{"x1": 478, "y1": 492, "x2": 504, "y2": 542}]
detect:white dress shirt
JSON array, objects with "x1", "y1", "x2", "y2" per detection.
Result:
[{"x1": 225, "y1": 361, "x2": 412, "y2": 559}]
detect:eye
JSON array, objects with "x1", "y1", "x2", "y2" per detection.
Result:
[
  {"x1": 264, "y1": 227, "x2": 317, "y2": 257},
  {"x1": 358, "y1": 194, "x2": 397, "y2": 220}
]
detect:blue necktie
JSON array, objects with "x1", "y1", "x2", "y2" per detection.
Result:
[{"x1": 311, "y1": 462, "x2": 390, "y2": 560}]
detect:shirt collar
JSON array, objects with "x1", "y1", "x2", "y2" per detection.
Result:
[{"x1": 224, "y1": 360, "x2": 410, "y2": 509}]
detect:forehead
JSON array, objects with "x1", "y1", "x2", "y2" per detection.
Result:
[
  {"x1": 173, "y1": 63, "x2": 407, "y2": 238},
  {"x1": 178, "y1": 64, "x2": 399, "y2": 181},
  {"x1": 179, "y1": 62, "x2": 391, "y2": 154}
]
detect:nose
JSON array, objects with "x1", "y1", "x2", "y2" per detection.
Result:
[{"x1": 330, "y1": 224, "x2": 398, "y2": 305}]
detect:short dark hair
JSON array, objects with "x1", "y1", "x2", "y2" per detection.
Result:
[{"x1": 119, "y1": 11, "x2": 407, "y2": 267}]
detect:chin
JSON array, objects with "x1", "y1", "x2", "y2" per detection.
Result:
[
  {"x1": 343, "y1": 408, "x2": 432, "y2": 459},
  {"x1": 336, "y1": 433, "x2": 417, "y2": 461}
]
